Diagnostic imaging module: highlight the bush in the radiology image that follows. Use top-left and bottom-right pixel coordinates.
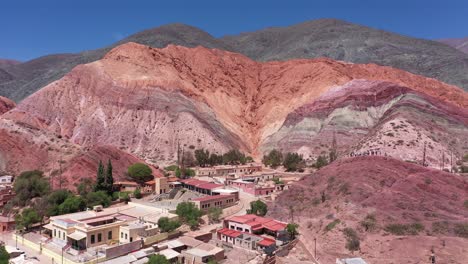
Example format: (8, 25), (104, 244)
(314, 155), (329, 169)
(127, 163), (153, 182)
(286, 223), (299, 239)
(431, 221), (450, 235)
(157, 217), (181, 233)
(208, 207), (223, 223)
(13, 170), (50, 205)
(85, 191), (111, 208)
(164, 165), (178, 171)
(15, 208), (41, 231)
(454, 223), (468, 238)
(134, 189), (142, 199)
(384, 222), (424, 235)
(147, 254), (170, 264)
(343, 227), (360, 252)
(58, 196), (86, 215)
(0, 245), (10, 264)
(460, 165), (468, 173)
(262, 149), (283, 168)
(176, 202), (202, 225)
(247, 200), (268, 216)
(325, 219), (340, 231)
(464, 200), (468, 209)
(360, 214), (377, 232)
(282, 152), (305, 171)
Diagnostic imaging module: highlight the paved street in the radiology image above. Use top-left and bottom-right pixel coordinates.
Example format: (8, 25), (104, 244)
(1, 231), (54, 264)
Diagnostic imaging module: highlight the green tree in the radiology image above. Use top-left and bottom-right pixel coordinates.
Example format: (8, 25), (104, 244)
(94, 160), (105, 192)
(128, 163), (153, 183)
(314, 155), (329, 169)
(0, 245), (10, 264)
(207, 207), (223, 223)
(195, 149), (210, 167)
(46, 189), (73, 216)
(209, 153), (223, 166)
(85, 191), (111, 208)
(286, 223), (299, 239)
(105, 159), (114, 194)
(175, 167), (195, 179)
(247, 200), (268, 216)
(146, 254), (170, 264)
(134, 189), (142, 199)
(76, 178), (94, 197)
(58, 196), (86, 215)
(262, 149), (283, 168)
(223, 149), (246, 165)
(15, 208), (41, 231)
(282, 153), (304, 171)
(13, 170), (50, 206)
(343, 228), (360, 252)
(175, 202), (202, 228)
(157, 217), (181, 233)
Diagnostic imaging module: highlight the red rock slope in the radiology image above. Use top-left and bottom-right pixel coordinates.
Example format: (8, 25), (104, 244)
(270, 156), (468, 263)
(0, 96), (15, 115)
(0, 42), (467, 184)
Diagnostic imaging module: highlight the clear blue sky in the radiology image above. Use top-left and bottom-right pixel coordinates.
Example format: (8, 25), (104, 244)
(2, 0), (468, 61)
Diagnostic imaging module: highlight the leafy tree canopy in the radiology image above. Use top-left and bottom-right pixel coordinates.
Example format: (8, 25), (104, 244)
(176, 202), (202, 224)
(0, 245), (10, 264)
(128, 163), (153, 183)
(13, 170), (50, 205)
(247, 200), (268, 216)
(15, 208), (41, 231)
(85, 191), (111, 208)
(157, 217), (181, 233)
(146, 254), (170, 264)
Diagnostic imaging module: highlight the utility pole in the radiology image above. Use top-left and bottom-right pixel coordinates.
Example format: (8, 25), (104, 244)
(450, 152), (453, 173)
(314, 238), (317, 259)
(58, 153), (63, 189)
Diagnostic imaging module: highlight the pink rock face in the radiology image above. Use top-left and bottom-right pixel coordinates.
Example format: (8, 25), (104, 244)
(0, 96), (15, 115)
(0, 42), (467, 189)
(270, 156), (468, 263)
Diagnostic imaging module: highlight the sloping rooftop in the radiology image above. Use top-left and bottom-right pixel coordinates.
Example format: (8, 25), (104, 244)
(181, 179), (223, 190)
(192, 194), (236, 202)
(226, 214), (287, 232)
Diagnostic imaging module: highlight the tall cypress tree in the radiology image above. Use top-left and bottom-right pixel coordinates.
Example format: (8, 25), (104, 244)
(105, 159), (114, 194)
(95, 160), (105, 192)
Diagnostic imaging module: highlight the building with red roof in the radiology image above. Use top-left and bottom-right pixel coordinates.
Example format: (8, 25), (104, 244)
(180, 178), (223, 195)
(216, 226), (277, 253)
(223, 214), (287, 238)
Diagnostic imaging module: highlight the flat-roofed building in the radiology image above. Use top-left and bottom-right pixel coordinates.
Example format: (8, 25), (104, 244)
(191, 194), (237, 212)
(44, 202), (177, 250)
(223, 214), (287, 239)
(180, 243), (224, 264)
(0, 175), (13, 185)
(227, 179), (275, 196)
(180, 179), (223, 195)
(113, 181), (139, 193)
(195, 163), (262, 177)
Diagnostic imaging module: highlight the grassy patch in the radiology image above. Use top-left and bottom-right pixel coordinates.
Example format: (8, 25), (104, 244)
(384, 222), (425, 235)
(454, 223), (468, 238)
(360, 214), (377, 232)
(431, 221), (450, 235)
(325, 219), (340, 232)
(343, 227), (360, 252)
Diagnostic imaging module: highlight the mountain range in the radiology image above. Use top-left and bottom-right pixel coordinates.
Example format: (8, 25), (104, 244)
(439, 37), (468, 54)
(1, 19), (468, 102)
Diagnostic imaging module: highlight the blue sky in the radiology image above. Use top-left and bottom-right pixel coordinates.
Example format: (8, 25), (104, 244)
(2, 0), (468, 61)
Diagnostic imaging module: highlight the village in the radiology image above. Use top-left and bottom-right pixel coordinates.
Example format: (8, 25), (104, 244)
(0, 154), (314, 264)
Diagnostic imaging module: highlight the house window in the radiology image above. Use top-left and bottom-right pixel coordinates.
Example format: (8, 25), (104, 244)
(108, 231), (112, 240)
(63, 232), (65, 240)
(130, 237), (133, 242)
(54, 229), (56, 237)
(121, 232), (123, 238)
(91, 235), (95, 244)
(98, 233), (102, 242)
(125, 233), (128, 240)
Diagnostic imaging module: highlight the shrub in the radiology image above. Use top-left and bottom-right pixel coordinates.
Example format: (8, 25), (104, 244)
(314, 155), (329, 169)
(127, 163), (153, 183)
(0, 245), (10, 263)
(262, 149), (283, 168)
(176, 202), (202, 226)
(147, 254), (170, 264)
(134, 189), (142, 199)
(85, 191), (111, 208)
(325, 219), (340, 231)
(431, 221), (450, 235)
(464, 200), (468, 209)
(282, 152), (305, 171)
(384, 222), (424, 235)
(157, 217), (181, 233)
(286, 223), (299, 239)
(207, 207), (223, 223)
(454, 223), (468, 238)
(15, 208), (41, 231)
(247, 200), (268, 216)
(460, 165), (468, 173)
(13, 170), (50, 205)
(343, 227), (360, 252)
(360, 214), (377, 232)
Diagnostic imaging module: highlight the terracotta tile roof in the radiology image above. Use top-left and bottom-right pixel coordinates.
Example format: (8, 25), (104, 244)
(226, 214), (287, 232)
(258, 237), (276, 247)
(181, 179), (223, 190)
(145, 180), (155, 185)
(217, 228), (241, 238)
